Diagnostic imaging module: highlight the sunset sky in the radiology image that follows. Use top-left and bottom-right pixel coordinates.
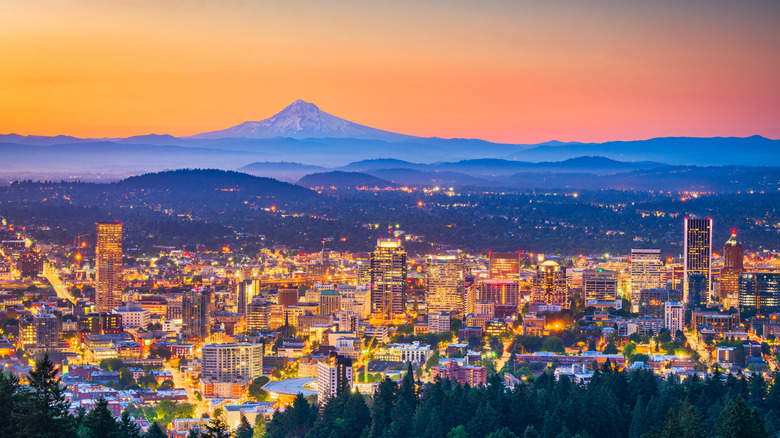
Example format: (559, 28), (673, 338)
(2, 0), (779, 143)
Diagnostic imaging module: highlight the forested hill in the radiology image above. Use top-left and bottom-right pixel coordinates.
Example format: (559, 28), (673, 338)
(116, 169), (315, 199)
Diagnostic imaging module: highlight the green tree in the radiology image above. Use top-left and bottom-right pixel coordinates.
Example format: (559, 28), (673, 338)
(252, 415), (266, 438)
(18, 353), (76, 438)
(540, 337), (564, 353)
(0, 371), (22, 437)
(100, 358), (125, 372)
(234, 415), (253, 438)
(447, 425), (468, 438)
(144, 422), (168, 438)
(80, 397), (120, 438)
(204, 417), (230, 438)
(118, 411), (143, 438)
(247, 376), (270, 401)
(717, 396), (767, 438)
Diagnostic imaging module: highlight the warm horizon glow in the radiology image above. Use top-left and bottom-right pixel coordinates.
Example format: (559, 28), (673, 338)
(1, 0), (779, 144)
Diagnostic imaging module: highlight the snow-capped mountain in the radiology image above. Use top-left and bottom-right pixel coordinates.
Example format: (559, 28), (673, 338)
(191, 99), (414, 141)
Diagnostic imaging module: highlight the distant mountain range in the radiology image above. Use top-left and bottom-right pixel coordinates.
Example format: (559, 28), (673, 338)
(1, 99), (779, 183)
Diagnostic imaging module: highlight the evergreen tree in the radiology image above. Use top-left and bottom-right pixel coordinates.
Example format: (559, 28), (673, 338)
(487, 427), (518, 438)
(522, 426), (540, 438)
(118, 411), (142, 438)
(446, 425), (468, 438)
(186, 429), (201, 438)
(717, 396), (767, 438)
(467, 401), (499, 438)
(368, 378), (397, 438)
(18, 353), (76, 438)
(0, 371), (21, 437)
(628, 396), (647, 438)
(234, 415), (253, 438)
(203, 417), (231, 438)
(252, 415), (266, 438)
(676, 400), (704, 438)
(80, 397), (120, 438)
(144, 422), (168, 438)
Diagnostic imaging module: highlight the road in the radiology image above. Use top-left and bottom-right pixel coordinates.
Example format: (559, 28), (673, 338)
(165, 362), (210, 419)
(43, 262), (76, 302)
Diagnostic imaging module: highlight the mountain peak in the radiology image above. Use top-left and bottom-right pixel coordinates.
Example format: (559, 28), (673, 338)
(190, 100), (414, 141)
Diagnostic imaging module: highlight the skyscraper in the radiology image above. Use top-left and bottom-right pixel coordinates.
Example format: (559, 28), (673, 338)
(426, 254), (465, 313)
(237, 279), (260, 314)
(95, 222), (123, 313)
(629, 249), (664, 312)
(182, 287), (214, 343)
(531, 260), (569, 308)
(684, 217), (713, 305)
(738, 273), (780, 311)
(720, 231), (744, 309)
(370, 238), (407, 316)
(488, 252), (520, 280)
(319, 290), (341, 316)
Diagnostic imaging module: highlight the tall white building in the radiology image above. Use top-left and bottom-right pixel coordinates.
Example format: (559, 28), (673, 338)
(664, 301), (685, 334)
(202, 343), (264, 382)
(317, 355), (353, 402)
(630, 249), (664, 312)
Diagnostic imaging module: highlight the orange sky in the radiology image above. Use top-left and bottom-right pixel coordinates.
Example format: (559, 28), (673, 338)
(2, 0), (779, 143)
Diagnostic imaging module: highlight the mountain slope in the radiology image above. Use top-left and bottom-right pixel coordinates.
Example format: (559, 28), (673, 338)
(191, 99), (415, 141)
(298, 171), (396, 189)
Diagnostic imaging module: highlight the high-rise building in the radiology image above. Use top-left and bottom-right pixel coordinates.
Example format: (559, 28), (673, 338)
(739, 273), (780, 311)
(319, 290), (341, 316)
(583, 269), (618, 302)
(19, 313), (58, 349)
(18, 251), (43, 278)
(182, 288), (214, 343)
(488, 252), (521, 280)
(426, 255), (465, 313)
(664, 301), (685, 334)
(95, 222), (123, 313)
(201, 343), (264, 382)
(278, 288), (299, 308)
(720, 231), (744, 309)
(687, 273), (708, 310)
(531, 261), (568, 308)
(237, 279), (260, 314)
(630, 249), (664, 312)
(316, 354), (353, 402)
(370, 238), (407, 316)
(684, 217), (712, 305)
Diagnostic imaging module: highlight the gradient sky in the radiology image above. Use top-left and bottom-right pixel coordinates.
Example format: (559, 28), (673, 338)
(2, 0), (779, 143)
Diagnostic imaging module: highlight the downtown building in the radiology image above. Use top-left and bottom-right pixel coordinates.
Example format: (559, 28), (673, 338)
(370, 238), (407, 316)
(629, 249), (664, 313)
(181, 288), (214, 343)
(684, 217), (713, 306)
(95, 222), (123, 313)
(201, 342), (264, 382)
(531, 260), (569, 309)
(720, 232), (744, 310)
(488, 252), (522, 280)
(316, 354), (353, 402)
(425, 254), (465, 314)
(738, 273), (780, 311)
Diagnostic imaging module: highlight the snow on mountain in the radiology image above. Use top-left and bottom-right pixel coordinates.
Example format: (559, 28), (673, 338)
(191, 99), (414, 141)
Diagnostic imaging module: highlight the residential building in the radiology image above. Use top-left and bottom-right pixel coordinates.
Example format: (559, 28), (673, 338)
(201, 343), (264, 382)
